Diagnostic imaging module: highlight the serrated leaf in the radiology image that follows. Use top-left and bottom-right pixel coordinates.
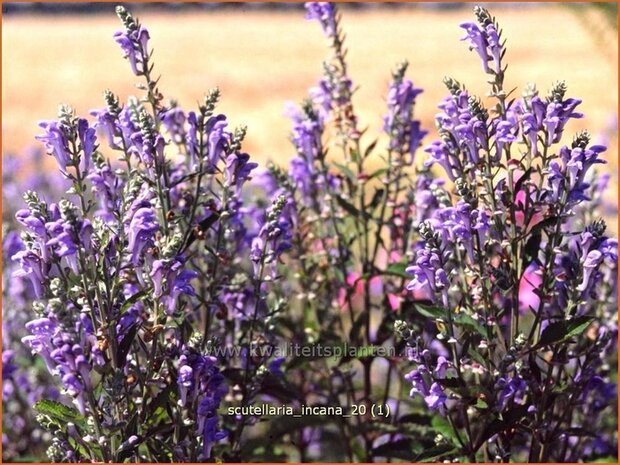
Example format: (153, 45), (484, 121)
(414, 303), (447, 320)
(513, 167), (533, 195)
(454, 313), (487, 337)
(475, 398), (489, 409)
(536, 316), (593, 348)
(523, 232), (542, 269)
(468, 347), (488, 367)
(530, 215), (560, 235)
(34, 400), (84, 427)
(240, 414), (327, 457)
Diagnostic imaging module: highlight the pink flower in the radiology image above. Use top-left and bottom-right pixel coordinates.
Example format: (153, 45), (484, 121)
(512, 170), (545, 230)
(337, 272), (384, 310)
(518, 263), (543, 314)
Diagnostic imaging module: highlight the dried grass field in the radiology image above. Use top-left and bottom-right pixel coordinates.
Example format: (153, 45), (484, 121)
(2, 5), (618, 199)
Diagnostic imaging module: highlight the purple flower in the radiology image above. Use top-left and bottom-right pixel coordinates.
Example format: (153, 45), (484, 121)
(186, 111), (200, 169)
(177, 348), (227, 459)
(2, 351), (18, 382)
(77, 118), (97, 173)
(113, 25), (150, 76)
(305, 2), (337, 38)
(384, 77), (427, 160)
(496, 376), (527, 412)
(485, 22), (502, 73)
(87, 162), (124, 221)
(35, 121), (71, 171)
(150, 258), (198, 315)
(224, 152), (258, 192)
(161, 107), (187, 144)
(425, 382), (448, 414)
(12, 250), (47, 298)
(127, 207), (159, 265)
(289, 156), (314, 206)
(460, 15), (502, 75)
(287, 103), (324, 164)
(544, 98), (583, 144)
(268, 357), (286, 377)
(21, 315), (96, 415)
(460, 22), (490, 73)
(91, 107), (121, 149)
(405, 365), (430, 397)
(206, 115), (229, 167)
(434, 356), (456, 379)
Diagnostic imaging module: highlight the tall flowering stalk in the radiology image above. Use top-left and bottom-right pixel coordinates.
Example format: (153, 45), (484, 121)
(7, 6), (284, 462)
(258, 2), (430, 461)
(399, 6), (617, 462)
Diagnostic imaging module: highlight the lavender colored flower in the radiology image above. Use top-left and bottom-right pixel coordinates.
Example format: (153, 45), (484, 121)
(305, 2), (337, 38)
(150, 257), (198, 315)
(114, 6), (150, 76)
(460, 22), (491, 73)
(127, 207), (159, 265)
(35, 121), (71, 171)
(161, 106), (187, 144)
(77, 117), (97, 173)
(384, 68), (427, 160)
(225, 152), (258, 192)
(177, 347), (227, 459)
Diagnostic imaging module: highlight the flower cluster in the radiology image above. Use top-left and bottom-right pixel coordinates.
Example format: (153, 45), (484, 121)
(400, 6), (617, 463)
(5, 6), (286, 462)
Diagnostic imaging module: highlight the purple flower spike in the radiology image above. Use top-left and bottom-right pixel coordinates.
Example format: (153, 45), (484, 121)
(424, 382), (448, 415)
(460, 22), (490, 73)
(305, 2), (337, 38)
(36, 121), (71, 171)
(77, 118), (97, 173)
(127, 207), (159, 265)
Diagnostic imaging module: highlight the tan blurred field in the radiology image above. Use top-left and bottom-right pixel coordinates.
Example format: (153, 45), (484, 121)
(2, 5), (618, 187)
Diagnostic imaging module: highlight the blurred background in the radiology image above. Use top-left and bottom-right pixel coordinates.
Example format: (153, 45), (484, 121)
(2, 2), (618, 204)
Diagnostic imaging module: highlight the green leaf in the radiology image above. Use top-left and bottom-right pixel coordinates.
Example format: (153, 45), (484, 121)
(117, 324), (139, 367)
(468, 347), (488, 367)
(368, 167), (388, 181)
(454, 313), (487, 337)
(475, 398), (489, 409)
(335, 196), (370, 220)
(474, 405), (529, 451)
(240, 414), (327, 457)
(120, 289), (148, 314)
(536, 316), (593, 348)
(368, 188), (385, 211)
(384, 262), (411, 279)
(372, 438), (417, 460)
(363, 139), (379, 158)
(431, 416), (458, 444)
(529, 215), (560, 235)
(414, 444), (458, 462)
(414, 303), (447, 320)
(333, 162), (357, 183)
(34, 400), (84, 427)
(523, 232), (542, 269)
